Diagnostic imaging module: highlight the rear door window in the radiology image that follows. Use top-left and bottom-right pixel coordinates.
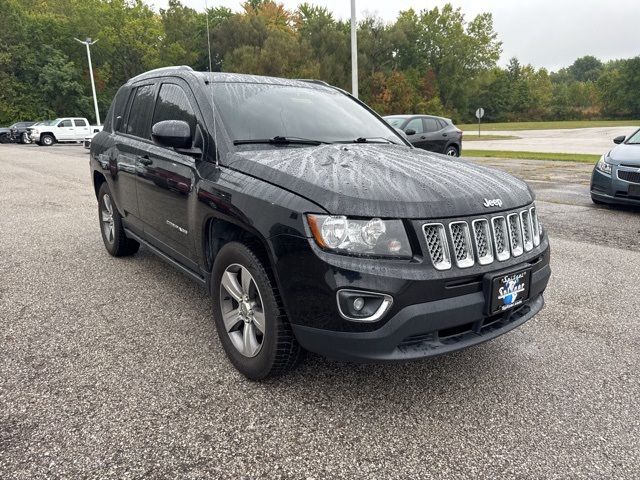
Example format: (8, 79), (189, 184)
(74, 119), (87, 127)
(125, 84), (156, 139)
(424, 118), (441, 132)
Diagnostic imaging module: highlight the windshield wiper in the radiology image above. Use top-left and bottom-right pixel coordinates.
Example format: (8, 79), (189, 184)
(336, 137), (400, 145)
(233, 136), (330, 146)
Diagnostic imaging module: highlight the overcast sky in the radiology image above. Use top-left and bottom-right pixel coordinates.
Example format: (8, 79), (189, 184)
(147, 0), (640, 71)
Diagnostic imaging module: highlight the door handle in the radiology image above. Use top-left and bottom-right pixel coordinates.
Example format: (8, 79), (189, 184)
(420, 136), (426, 139)
(442, 133), (448, 137)
(139, 155), (153, 166)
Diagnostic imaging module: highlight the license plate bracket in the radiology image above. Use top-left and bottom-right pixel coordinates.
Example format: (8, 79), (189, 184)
(484, 267), (532, 315)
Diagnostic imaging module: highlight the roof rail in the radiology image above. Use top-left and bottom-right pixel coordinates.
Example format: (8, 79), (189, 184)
(129, 65), (194, 83)
(296, 79), (331, 87)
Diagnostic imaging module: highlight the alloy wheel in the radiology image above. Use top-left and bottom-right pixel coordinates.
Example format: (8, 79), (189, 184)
(101, 194), (115, 244)
(22, 133), (31, 144)
(219, 264), (266, 358)
(446, 147), (457, 156)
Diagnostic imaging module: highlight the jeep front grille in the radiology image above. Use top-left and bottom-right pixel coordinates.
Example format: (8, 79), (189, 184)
(423, 223), (451, 270)
(422, 206), (541, 270)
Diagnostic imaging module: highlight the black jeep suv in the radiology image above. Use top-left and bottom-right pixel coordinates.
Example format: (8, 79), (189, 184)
(90, 66), (551, 379)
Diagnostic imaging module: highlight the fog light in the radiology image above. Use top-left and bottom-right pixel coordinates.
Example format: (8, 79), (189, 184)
(337, 289), (393, 322)
(353, 297), (365, 311)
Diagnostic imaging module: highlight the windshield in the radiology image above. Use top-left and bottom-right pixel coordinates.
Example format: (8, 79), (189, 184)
(626, 129), (640, 144)
(212, 82), (402, 145)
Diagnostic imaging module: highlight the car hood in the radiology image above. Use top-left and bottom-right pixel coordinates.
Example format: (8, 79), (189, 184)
(225, 144), (533, 218)
(608, 143), (640, 165)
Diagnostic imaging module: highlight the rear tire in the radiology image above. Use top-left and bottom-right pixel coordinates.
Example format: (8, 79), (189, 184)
(41, 134), (55, 146)
(212, 242), (303, 380)
(445, 145), (459, 157)
(97, 183), (139, 257)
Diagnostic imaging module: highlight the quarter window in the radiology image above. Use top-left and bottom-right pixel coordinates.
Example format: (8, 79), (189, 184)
(424, 118), (440, 132)
(125, 84), (156, 138)
(151, 83), (197, 137)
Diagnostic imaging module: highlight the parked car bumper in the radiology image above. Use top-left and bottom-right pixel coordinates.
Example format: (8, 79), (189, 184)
(591, 167), (640, 206)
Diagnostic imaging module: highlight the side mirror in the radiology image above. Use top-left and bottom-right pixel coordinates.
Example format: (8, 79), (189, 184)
(152, 120), (192, 149)
(394, 127), (409, 141)
(613, 135), (625, 144)
(114, 115), (122, 131)
(405, 128), (416, 136)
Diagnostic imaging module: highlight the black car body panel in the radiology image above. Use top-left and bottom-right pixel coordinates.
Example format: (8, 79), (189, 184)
(591, 128), (640, 206)
(90, 67), (550, 363)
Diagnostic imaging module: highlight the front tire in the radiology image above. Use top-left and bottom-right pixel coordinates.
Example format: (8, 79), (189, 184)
(212, 242), (302, 380)
(41, 134), (55, 146)
(21, 132), (32, 144)
(97, 183), (139, 257)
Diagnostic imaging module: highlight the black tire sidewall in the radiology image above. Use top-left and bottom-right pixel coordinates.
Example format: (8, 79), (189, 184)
(211, 243), (281, 380)
(98, 182), (122, 256)
(42, 135), (54, 146)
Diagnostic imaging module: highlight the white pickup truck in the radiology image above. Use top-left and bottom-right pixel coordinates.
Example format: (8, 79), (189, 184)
(30, 117), (96, 146)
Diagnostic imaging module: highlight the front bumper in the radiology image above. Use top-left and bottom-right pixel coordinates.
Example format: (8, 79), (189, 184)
(591, 166), (640, 206)
(292, 266), (549, 362)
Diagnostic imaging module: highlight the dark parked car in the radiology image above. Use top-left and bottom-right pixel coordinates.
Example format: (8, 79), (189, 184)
(384, 114), (463, 156)
(10, 121), (36, 144)
(91, 66), (550, 379)
(591, 129), (640, 206)
(0, 122), (35, 143)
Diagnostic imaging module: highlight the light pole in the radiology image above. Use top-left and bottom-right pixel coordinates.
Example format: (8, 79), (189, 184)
(74, 37), (101, 126)
(350, 0), (358, 98)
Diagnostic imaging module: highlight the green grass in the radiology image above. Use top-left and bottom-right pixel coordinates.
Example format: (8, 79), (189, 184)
(463, 134), (520, 141)
(459, 119), (640, 132)
(462, 149), (599, 163)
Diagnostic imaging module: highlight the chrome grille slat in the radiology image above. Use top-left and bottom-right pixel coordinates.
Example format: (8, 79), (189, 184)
(491, 216), (511, 261)
(507, 213), (524, 257)
(423, 223), (451, 270)
(520, 210), (534, 252)
(449, 221), (474, 268)
(530, 207), (540, 247)
(472, 219), (493, 265)
(422, 206), (540, 269)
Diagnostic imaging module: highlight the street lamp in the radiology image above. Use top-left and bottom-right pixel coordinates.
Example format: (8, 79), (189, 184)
(350, 0), (358, 98)
(74, 37), (101, 126)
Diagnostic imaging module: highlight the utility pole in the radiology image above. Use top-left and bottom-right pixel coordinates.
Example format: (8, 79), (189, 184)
(74, 37), (101, 125)
(350, 0), (358, 98)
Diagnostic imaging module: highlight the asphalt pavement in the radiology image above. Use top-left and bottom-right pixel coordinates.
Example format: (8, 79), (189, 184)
(466, 126), (638, 155)
(1, 143), (639, 479)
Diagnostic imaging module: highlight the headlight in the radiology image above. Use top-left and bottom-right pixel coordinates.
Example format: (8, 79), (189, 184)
(596, 155), (612, 174)
(31, 129), (39, 134)
(307, 214), (412, 258)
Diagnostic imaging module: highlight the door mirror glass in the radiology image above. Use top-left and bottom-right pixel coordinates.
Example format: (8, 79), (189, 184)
(613, 135), (626, 144)
(404, 128), (416, 136)
(151, 120), (192, 149)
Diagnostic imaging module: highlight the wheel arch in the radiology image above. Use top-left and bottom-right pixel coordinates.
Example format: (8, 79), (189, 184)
(93, 170), (107, 199)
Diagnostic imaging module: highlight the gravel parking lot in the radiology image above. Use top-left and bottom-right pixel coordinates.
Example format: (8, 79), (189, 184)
(1, 144), (639, 479)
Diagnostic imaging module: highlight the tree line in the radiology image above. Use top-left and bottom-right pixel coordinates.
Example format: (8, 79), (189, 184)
(1, 0), (638, 125)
